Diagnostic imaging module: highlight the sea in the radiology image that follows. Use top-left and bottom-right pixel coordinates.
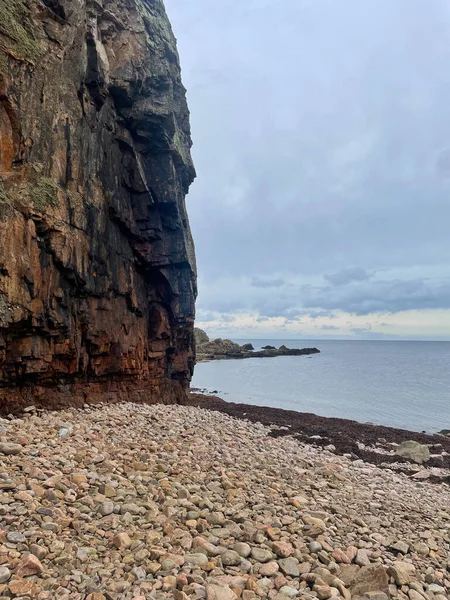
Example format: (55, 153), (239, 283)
(191, 339), (450, 434)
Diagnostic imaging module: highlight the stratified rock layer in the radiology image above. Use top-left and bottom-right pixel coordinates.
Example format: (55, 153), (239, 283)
(0, 0), (197, 409)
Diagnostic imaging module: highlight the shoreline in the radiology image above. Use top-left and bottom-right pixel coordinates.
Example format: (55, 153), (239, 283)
(186, 392), (450, 480)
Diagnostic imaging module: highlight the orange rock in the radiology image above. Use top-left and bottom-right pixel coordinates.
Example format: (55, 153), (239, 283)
(15, 554), (43, 577)
(8, 578), (38, 597)
(112, 532), (131, 549)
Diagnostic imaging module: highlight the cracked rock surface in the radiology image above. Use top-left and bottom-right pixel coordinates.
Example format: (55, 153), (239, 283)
(0, 0), (196, 409)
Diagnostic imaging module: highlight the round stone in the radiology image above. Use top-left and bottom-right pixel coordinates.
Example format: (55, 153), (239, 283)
(0, 566), (11, 584)
(309, 541), (322, 554)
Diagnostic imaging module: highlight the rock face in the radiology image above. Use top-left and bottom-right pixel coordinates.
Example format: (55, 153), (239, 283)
(194, 327), (209, 347)
(0, 0), (197, 409)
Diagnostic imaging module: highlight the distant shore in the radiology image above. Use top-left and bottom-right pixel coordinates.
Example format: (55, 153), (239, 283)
(186, 392), (450, 481)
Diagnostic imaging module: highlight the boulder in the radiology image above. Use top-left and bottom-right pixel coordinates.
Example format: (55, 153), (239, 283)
(241, 343), (254, 351)
(395, 441), (430, 463)
(348, 564), (389, 596)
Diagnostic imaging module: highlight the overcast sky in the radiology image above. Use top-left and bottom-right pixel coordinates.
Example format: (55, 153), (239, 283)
(165, 0), (450, 340)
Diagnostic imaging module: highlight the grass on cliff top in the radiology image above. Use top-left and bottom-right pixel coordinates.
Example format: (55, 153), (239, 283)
(0, 0), (41, 63)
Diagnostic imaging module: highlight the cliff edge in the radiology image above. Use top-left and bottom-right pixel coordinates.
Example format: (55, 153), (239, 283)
(0, 0), (197, 409)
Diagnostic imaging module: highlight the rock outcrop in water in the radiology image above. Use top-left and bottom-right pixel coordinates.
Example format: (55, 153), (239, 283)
(194, 330), (320, 362)
(0, 0), (196, 409)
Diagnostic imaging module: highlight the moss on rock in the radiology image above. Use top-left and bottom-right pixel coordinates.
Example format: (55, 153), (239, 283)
(0, 0), (41, 63)
(29, 177), (60, 212)
(0, 179), (13, 221)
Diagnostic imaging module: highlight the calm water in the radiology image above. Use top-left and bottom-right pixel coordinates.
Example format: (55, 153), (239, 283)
(192, 340), (450, 433)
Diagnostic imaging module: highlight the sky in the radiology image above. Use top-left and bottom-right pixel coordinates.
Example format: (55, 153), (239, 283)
(165, 0), (450, 340)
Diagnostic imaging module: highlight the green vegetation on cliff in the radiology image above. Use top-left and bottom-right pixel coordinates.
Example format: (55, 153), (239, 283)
(0, 0), (41, 63)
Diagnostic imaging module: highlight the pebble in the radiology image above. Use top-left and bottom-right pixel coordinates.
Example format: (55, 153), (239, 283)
(0, 566), (11, 583)
(0, 402), (448, 600)
(6, 531), (26, 543)
(0, 442), (22, 455)
(308, 541), (322, 554)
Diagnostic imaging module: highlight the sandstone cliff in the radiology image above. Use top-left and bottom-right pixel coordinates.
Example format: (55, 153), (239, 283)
(0, 0), (197, 409)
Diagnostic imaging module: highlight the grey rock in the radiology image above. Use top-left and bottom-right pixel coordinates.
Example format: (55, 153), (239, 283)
(6, 531), (26, 543)
(395, 441), (430, 464)
(221, 550), (242, 566)
(0, 566), (11, 584)
(278, 557), (300, 577)
(250, 547), (274, 563)
(309, 541), (323, 554)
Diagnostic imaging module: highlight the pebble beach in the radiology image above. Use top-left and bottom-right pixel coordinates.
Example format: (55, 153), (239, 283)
(0, 402), (449, 600)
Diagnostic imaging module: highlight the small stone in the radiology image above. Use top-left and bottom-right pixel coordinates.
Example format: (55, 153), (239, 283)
(8, 579), (38, 597)
(6, 531), (26, 543)
(147, 562), (161, 575)
(131, 566), (146, 580)
(314, 584), (333, 600)
(221, 550), (242, 566)
(259, 561), (279, 576)
(309, 541), (322, 554)
(30, 544), (47, 560)
(0, 567), (11, 584)
(251, 547), (274, 563)
(387, 561), (416, 586)
(407, 592), (424, 600)
(112, 532), (131, 549)
(0, 442), (22, 455)
(58, 427), (70, 439)
(99, 501), (114, 516)
(413, 542), (429, 556)
(273, 541), (294, 557)
(332, 549), (351, 564)
(390, 541), (409, 555)
(86, 594), (107, 600)
(278, 557), (300, 577)
(206, 583), (238, 600)
(279, 586), (299, 598)
(184, 553), (209, 567)
(233, 542), (251, 558)
(355, 549), (371, 566)
(16, 554), (44, 577)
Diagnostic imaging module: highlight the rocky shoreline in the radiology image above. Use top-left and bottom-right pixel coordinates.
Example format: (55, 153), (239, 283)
(0, 401), (449, 600)
(187, 393), (450, 481)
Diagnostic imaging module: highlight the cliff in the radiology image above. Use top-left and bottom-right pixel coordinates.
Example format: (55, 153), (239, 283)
(0, 0), (197, 409)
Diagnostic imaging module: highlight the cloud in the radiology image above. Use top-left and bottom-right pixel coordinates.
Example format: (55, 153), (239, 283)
(251, 276), (285, 288)
(165, 0), (450, 338)
(324, 267), (371, 286)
